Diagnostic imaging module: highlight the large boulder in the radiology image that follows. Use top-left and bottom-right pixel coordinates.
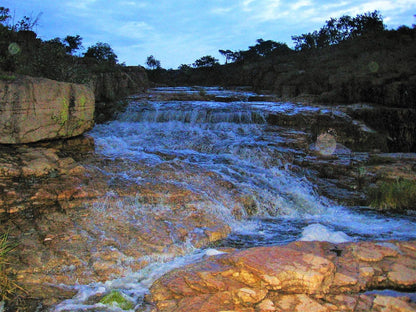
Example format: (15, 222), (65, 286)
(0, 75), (94, 144)
(148, 240), (416, 312)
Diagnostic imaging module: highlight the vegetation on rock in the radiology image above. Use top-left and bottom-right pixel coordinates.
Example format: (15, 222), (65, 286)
(0, 6), (144, 85)
(368, 179), (416, 210)
(147, 11), (415, 111)
(0, 6), (149, 124)
(0, 232), (22, 303)
(99, 290), (135, 310)
(146, 11), (415, 152)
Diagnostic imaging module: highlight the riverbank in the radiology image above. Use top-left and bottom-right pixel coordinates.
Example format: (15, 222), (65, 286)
(1, 87), (415, 311)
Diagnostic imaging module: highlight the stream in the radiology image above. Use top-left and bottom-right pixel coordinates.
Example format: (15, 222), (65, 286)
(54, 86), (416, 311)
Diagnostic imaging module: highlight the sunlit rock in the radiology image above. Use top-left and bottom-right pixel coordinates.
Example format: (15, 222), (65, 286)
(0, 75), (95, 144)
(148, 240), (416, 311)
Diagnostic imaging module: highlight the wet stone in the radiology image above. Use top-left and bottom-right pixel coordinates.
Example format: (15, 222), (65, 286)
(1, 87), (416, 311)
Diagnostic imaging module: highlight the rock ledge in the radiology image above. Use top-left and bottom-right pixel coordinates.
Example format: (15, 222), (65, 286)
(0, 75), (94, 144)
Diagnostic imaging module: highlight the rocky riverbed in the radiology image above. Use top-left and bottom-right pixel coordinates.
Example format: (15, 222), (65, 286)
(1, 86), (415, 311)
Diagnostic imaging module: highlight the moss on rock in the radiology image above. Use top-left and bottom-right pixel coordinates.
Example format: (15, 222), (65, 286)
(99, 290), (135, 310)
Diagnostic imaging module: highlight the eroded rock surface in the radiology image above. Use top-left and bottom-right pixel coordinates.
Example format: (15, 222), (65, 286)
(0, 75), (95, 144)
(1, 87), (415, 311)
(148, 240), (416, 312)
(0, 136), (232, 307)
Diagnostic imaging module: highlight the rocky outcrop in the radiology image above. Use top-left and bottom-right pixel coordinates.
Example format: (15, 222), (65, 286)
(148, 240), (416, 312)
(347, 106), (416, 152)
(0, 75), (95, 144)
(91, 66), (149, 123)
(0, 137), (231, 308)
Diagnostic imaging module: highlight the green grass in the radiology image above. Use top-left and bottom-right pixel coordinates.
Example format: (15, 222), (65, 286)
(368, 179), (416, 210)
(0, 232), (22, 302)
(0, 74), (16, 81)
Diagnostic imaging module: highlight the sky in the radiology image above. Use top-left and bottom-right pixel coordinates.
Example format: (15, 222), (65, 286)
(3, 0), (416, 69)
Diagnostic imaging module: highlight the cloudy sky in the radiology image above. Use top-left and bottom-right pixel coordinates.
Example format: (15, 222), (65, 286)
(3, 0), (416, 68)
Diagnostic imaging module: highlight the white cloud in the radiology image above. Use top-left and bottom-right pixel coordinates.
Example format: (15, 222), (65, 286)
(118, 21), (153, 39)
(119, 1), (147, 7)
(66, 0), (96, 10)
(211, 7), (233, 15)
(290, 0), (313, 11)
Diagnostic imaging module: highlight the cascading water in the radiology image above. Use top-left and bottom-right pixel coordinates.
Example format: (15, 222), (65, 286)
(54, 86), (416, 311)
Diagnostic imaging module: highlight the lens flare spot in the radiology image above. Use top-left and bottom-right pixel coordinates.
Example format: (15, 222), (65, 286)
(315, 132), (336, 156)
(368, 61), (379, 73)
(8, 42), (21, 55)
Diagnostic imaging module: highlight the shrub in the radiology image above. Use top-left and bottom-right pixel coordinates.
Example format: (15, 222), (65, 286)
(368, 179), (416, 210)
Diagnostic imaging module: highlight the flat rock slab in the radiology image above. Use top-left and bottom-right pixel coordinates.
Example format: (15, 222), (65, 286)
(148, 240), (416, 311)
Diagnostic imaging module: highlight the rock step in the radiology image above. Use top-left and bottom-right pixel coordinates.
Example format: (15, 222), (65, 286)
(148, 240), (416, 312)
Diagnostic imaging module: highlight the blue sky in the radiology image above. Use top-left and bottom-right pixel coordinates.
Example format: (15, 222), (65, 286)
(3, 0), (416, 68)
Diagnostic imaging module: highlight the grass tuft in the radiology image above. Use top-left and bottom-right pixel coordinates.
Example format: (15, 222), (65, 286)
(368, 179), (416, 210)
(0, 232), (24, 303)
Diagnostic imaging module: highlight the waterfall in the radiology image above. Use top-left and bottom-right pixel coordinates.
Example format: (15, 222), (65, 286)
(54, 86), (416, 311)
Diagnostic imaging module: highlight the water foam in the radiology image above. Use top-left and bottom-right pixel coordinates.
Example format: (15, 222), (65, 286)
(90, 88), (416, 242)
(54, 86), (416, 311)
(53, 248), (226, 311)
(300, 223), (352, 243)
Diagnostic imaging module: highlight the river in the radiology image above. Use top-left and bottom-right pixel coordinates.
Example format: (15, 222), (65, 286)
(54, 86), (416, 311)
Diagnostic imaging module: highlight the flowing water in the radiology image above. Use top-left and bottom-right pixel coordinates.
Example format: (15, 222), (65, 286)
(54, 86), (416, 311)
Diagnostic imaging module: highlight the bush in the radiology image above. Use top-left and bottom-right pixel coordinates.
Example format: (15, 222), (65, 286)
(368, 179), (416, 210)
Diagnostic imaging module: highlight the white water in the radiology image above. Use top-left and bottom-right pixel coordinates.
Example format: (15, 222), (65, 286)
(54, 86), (416, 311)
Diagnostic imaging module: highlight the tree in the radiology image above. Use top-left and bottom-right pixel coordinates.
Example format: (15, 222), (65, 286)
(0, 7), (10, 25)
(249, 39), (282, 57)
(292, 11), (385, 51)
(219, 49), (242, 63)
(63, 35), (83, 55)
(351, 11), (385, 37)
(146, 55), (161, 69)
(193, 55), (219, 68)
(178, 64), (192, 70)
(84, 42), (118, 63)
(15, 13), (42, 31)
(219, 49), (234, 64)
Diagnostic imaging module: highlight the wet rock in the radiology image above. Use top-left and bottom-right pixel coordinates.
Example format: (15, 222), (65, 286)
(372, 295), (416, 312)
(91, 67), (149, 123)
(0, 136), (237, 308)
(0, 75), (95, 144)
(266, 106), (388, 152)
(148, 240), (416, 312)
(0, 136), (97, 216)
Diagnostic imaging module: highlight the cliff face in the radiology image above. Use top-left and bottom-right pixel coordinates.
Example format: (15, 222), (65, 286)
(0, 67), (148, 145)
(91, 66), (149, 123)
(0, 75), (95, 144)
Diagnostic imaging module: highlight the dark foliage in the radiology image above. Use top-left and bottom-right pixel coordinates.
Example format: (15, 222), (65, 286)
(84, 42), (118, 64)
(193, 55), (219, 68)
(292, 11), (385, 50)
(0, 9), (122, 83)
(146, 55), (161, 69)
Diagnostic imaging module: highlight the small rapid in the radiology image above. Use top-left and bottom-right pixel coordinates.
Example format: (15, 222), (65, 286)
(91, 87), (416, 242)
(54, 86), (416, 311)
